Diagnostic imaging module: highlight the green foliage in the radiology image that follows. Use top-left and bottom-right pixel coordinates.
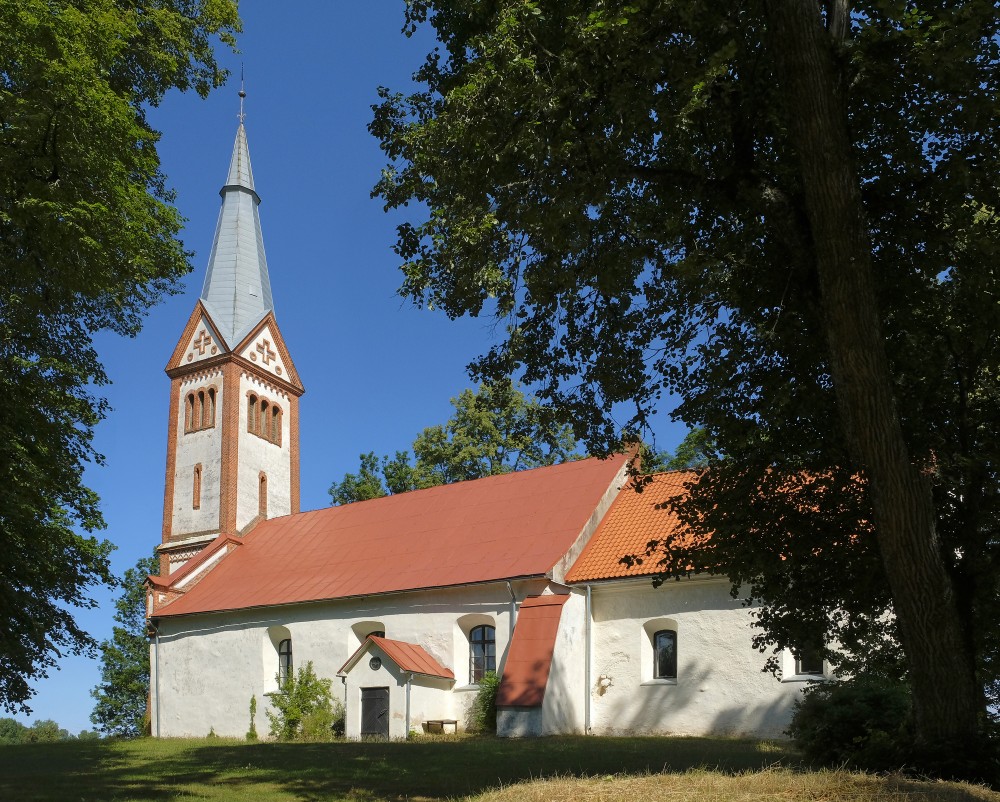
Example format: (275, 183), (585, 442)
(265, 662), (341, 742)
(330, 379), (578, 504)
(0, 0), (239, 713)
(788, 677), (912, 770)
(0, 718), (74, 744)
(90, 553), (159, 737)
(372, 0), (1000, 751)
(468, 671), (499, 733)
(641, 428), (716, 474)
(246, 695), (258, 742)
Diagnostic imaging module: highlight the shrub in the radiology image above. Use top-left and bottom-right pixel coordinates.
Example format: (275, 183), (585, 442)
(469, 671), (500, 733)
(246, 695), (258, 742)
(787, 676), (911, 770)
(265, 661), (339, 741)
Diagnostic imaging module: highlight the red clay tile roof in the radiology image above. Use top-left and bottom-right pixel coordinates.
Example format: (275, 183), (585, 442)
(154, 454), (628, 617)
(565, 471), (699, 583)
(495, 594), (569, 707)
(339, 636), (454, 680)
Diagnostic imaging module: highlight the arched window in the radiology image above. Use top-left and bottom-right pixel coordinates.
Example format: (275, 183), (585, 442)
(469, 625), (496, 684)
(259, 399), (269, 438)
(197, 390), (206, 429)
(247, 394), (258, 433)
(271, 406), (282, 445)
(654, 629), (677, 680)
(206, 387), (216, 427)
(184, 393), (195, 432)
(259, 472), (268, 518)
(277, 638), (292, 686)
(193, 464), (202, 510)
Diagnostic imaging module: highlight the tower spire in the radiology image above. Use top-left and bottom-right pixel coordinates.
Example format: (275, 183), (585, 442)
(199, 81), (273, 348)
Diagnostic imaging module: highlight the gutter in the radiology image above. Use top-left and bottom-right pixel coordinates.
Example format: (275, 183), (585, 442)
(151, 622), (161, 738)
(405, 673), (413, 738)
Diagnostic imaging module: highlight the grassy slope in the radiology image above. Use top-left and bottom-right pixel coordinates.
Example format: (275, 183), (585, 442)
(0, 736), (995, 802)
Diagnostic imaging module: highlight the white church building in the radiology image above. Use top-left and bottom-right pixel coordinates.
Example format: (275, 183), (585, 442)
(147, 121), (825, 740)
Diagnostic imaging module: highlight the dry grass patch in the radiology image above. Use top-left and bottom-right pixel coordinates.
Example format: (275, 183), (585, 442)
(472, 768), (1000, 802)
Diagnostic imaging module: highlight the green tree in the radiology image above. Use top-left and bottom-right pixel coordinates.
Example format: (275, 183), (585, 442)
(265, 661), (342, 742)
(0, 1), (239, 712)
(330, 380), (579, 504)
(90, 554), (159, 737)
(0, 718), (28, 745)
(371, 0), (999, 769)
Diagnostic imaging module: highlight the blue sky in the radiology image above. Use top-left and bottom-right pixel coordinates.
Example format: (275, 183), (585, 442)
(20, 3), (685, 734)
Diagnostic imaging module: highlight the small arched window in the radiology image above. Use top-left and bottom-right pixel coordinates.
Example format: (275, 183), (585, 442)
(654, 630), (677, 680)
(247, 394), (258, 433)
(184, 393), (195, 433)
(193, 464), (202, 510)
(206, 387), (216, 428)
(277, 638), (292, 686)
(469, 625), (496, 684)
(259, 472), (268, 518)
(271, 406), (282, 445)
(259, 399), (269, 438)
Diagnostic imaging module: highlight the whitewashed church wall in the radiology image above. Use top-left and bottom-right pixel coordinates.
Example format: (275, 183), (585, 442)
(151, 581), (533, 738)
(171, 375), (224, 538)
(587, 578), (804, 738)
(537, 590), (586, 734)
(236, 373), (291, 529)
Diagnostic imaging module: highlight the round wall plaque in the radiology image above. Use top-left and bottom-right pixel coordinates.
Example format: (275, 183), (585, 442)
(369, 656), (382, 671)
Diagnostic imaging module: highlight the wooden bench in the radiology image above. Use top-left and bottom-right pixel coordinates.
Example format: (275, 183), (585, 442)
(423, 719), (458, 734)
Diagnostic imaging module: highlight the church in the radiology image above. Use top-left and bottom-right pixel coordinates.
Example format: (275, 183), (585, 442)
(146, 120), (824, 740)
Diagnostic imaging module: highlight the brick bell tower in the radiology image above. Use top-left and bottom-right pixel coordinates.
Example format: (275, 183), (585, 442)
(159, 113), (304, 576)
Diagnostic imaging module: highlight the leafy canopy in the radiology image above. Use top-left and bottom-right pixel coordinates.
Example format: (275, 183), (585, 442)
(0, 0), (239, 712)
(90, 554), (159, 738)
(330, 379), (578, 504)
(371, 0), (999, 720)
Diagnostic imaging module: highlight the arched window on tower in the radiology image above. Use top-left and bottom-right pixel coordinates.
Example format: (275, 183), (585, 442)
(185, 393), (195, 433)
(259, 472), (268, 518)
(197, 390), (206, 429)
(193, 464), (202, 510)
(271, 406), (282, 445)
(206, 387), (216, 428)
(259, 399), (269, 438)
(248, 393), (258, 434)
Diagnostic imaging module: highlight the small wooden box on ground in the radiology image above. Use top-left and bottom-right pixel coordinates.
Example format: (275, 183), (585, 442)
(423, 719), (458, 734)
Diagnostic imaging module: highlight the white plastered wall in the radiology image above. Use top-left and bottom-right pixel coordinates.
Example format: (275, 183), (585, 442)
(586, 577), (806, 737)
(150, 581), (538, 738)
(236, 372), (291, 529)
(171, 370), (224, 539)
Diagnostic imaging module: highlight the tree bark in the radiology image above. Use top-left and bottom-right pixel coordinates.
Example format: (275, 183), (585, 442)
(763, 0), (981, 746)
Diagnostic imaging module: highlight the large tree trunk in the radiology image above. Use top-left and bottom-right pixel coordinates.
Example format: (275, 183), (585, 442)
(763, 0), (981, 747)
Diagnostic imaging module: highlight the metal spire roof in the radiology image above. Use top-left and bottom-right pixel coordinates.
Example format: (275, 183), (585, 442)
(199, 122), (274, 348)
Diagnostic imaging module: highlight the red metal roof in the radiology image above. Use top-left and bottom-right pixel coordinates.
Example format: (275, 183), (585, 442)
(155, 455), (628, 617)
(565, 471), (701, 583)
(339, 636), (454, 680)
(495, 594), (569, 707)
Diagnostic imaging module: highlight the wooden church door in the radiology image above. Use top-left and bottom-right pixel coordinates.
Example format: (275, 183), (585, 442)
(360, 687), (389, 739)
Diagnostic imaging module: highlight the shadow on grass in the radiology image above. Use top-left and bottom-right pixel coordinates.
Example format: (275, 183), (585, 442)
(1, 735), (797, 802)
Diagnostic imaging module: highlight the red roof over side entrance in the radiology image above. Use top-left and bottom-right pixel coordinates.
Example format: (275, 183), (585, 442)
(496, 594), (570, 708)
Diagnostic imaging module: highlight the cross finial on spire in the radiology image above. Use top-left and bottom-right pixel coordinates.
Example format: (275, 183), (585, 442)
(238, 64), (246, 124)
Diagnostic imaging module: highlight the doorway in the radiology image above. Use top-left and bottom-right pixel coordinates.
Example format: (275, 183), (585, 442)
(360, 686), (389, 739)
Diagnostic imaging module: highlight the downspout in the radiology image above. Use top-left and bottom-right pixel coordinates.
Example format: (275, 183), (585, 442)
(505, 580), (517, 642)
(152, 621), (161, 738)
(584, 585), (592, 735)
(405, 673), (413, 738)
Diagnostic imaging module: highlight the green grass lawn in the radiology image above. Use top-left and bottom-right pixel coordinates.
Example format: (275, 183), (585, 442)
(0, 735), (994, 802)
